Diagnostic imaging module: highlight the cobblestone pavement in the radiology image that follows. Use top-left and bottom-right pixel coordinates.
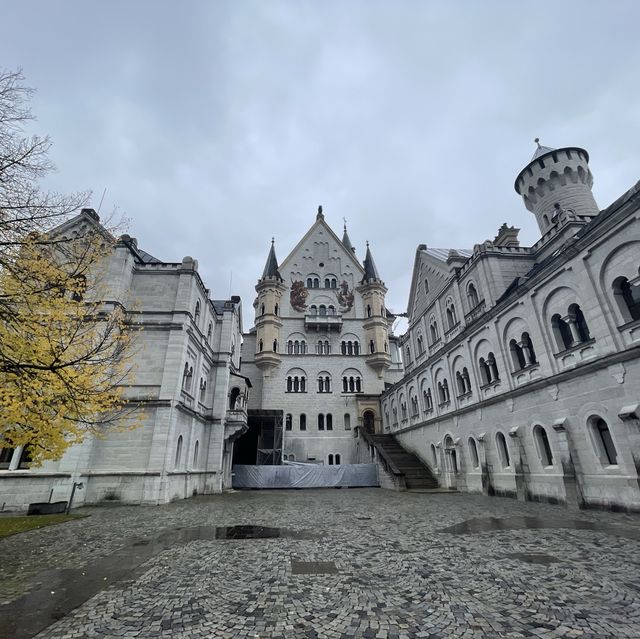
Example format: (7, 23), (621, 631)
(2, 489), (640, 638)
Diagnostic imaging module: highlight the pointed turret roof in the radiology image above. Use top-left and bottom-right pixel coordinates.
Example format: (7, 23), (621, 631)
(342, 220), (354, 253)
(261, 239), (283, 281)
(531, 137), (555, 161)
(361, 242), (381, 283)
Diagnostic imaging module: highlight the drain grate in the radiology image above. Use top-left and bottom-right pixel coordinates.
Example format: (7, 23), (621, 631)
(291, 560), (339, 575)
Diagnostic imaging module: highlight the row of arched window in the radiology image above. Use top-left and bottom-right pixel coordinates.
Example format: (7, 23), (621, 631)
(284, 413), (352, 431)
(308, 304), (337, 316)
(286, 376), (306, 393)
(174, 435), (199, 469)
(287, 340), (307, 354)
(284, 339), (361, 355)
(429, 417), (618, 475)
(306, 277), (338, 289)
(181, 363), (208, 403)
(342, 376), (362, 393)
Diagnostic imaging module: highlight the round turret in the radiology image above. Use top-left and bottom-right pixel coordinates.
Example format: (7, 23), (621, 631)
(514, 140), (599, 234)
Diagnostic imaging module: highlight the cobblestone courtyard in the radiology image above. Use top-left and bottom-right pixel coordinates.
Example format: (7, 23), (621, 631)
(2, 489), (640, 639)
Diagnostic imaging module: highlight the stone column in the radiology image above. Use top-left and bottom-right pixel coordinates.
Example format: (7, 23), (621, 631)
(565, 316), (581, 343)
(519, 341), (532, 366)
(9, 446), (23, 471)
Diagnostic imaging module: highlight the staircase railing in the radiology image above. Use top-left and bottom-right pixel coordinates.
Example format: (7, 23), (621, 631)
(356, 428), (406, 487)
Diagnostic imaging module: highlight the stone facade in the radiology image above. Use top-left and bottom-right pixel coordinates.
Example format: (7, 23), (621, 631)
(240, 209), (401, 465)
(0, 210), (247, 509)
(381, 143), (640, 511)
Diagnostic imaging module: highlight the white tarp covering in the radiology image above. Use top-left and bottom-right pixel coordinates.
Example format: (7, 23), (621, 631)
(232, 464), (379, 489)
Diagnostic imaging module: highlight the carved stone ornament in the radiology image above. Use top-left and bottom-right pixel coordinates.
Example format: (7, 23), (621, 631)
(290, 280), (309, 312)
(609, 363), (626, 384)
(337, 280), (354, 311)
(547, 383), (559, 401)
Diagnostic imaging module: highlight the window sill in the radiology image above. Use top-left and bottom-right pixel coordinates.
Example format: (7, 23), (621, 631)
(511, 363), (539, 376)
(553, 338), (596, 358)
(479, 380), (501, 390)
(285, 391), (308, 394)
(456, 391), (473, 400)
(617, 318), (640, 331)
(438, 401), (451, 408)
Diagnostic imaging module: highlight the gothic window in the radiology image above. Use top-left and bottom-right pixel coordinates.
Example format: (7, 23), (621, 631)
(344, 413), (351, 430)
(590, 417), (618, 465)
(285, 414), (292, 431)
(300, 414), (307, 431)
(175, 435), (183, 468)
(193, 441), (199, 467)
(467, 283), (479, 308)
(468, 438), (479, 468)
(318, 414), (325, 430)
(534, 425), (553, 466)
(369, 340), (375, 354)
(613, 275), (640, 322)
(326, 414), (333, 430)
(272, 339), (278, 352)
(496, 432), (510, 468)
(259, 339), (263, 352)
(207, 322), (213, 341)
(182, 363), (193, 392)
(446, 302), (457, 330)
(199, 378), (206, 403)
(274, 303), (279, 316)
(195, 300), (201, 322)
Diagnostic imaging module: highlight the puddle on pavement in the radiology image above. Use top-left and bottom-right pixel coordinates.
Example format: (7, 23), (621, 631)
(438, 515), (640, 540)
(0, 524), (318, 639)
(502, 552), (562, 565)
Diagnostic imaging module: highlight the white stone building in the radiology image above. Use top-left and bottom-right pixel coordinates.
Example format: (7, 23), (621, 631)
(0, 209), (248, 509)
(381, 141), (640, 511)
(238, 208), (403, 467)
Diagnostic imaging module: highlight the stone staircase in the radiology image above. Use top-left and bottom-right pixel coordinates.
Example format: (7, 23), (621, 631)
(367, 434), (439, 490)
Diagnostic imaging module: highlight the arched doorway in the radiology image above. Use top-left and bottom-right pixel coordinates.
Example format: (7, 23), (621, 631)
(363, 410), (375, 434)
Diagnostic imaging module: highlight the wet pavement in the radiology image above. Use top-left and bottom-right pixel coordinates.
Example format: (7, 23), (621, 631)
(1, 489), (640, 638)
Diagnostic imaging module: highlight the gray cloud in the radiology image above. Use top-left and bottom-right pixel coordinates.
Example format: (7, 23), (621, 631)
(2, 0), (639, 328)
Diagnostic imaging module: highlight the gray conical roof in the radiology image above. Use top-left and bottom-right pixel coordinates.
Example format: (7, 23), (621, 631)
(361, 243), (381, 283)
(531, 138), (555, 161)
(261, 240), (282, 281)
(342, 225), (354, 253)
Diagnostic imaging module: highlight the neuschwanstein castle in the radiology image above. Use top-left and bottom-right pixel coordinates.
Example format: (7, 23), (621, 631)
(1, 140), (639, 512)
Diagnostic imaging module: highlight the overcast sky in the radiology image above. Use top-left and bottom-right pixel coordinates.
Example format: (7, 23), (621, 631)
(2, 1), (639, 331)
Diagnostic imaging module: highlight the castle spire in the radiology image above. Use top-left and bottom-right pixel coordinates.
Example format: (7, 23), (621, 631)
(261, 238), (283, 281)
(361, 241), (381, 283)
(342, 217), (355, 254)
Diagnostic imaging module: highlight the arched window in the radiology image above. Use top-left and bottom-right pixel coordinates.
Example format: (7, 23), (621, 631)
(367, 304), (372, 317)
(175, 435), (183, 468)
(300, 414), (307, 431)
(349, 376), (355, 392)
(488, 352), (499, 381)
(496, 432), (510, 468)
(590, 417), (618, 465)
(328, 305), (335, 315)
(331, 278), (337, 289)
(456, 371), (465, 396)
(342, 376), (348, 392)
(429, 320), (439, 344)
(534, 425), (553, 466)
(468, 438), (479, 468)
(289, 453), (296, 461)
(193, 440), (199, 467)
(328, 454), (334, 465)
(326, 414), (333, 430)
(406, 346), (411, 363)
(288, 340), (294, 354)
(258, 339), (263, 352)
(260, 303), (265, 316)
(272, 339), (278, 352)
(462, 368), (471, 393)
(319, 305), (327, 316)
(313, 278), (320, 288)
(287, 377), (292, 392)
(522, 332), (536, 365)
(199, 378), (206, 402)
(274, 303), (279, 316)
(551, 313), (573, 351)
(318, 376), (324, 392)
(182, 363), (193, 392)
(354, 341), (360, 355)
(613, 276), (640, 322)
(207, 322), (213, 341)
(300, 377), (306, 392)
(568, 303), (591, 342)
(355, 377), (362, 392)
(309, 305), (317, 315)
(430, 443), (438, 467)
(341, 341), (347, 355)
(446, 303), (457, 330)
(510, 339), (526, 371)
(467, 283), (479, 308)
(229, 387), (240, 409)
(285, 414), (292, 430)
(306, 278), (313, 288)
(417, 335), (424, 354)
(369, 340), (375, 354)
(335, 453), (341, 464)
(344, 413), (351, 430)
(424, 278), (429, 294)
(195, 300), (201, 321)
(318, 414), (325, 430)
(325, 278), (330, 288)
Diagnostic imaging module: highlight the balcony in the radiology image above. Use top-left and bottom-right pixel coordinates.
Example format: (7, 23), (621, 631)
(305, 310), (343, 331)
(464, 300), (486, 324)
